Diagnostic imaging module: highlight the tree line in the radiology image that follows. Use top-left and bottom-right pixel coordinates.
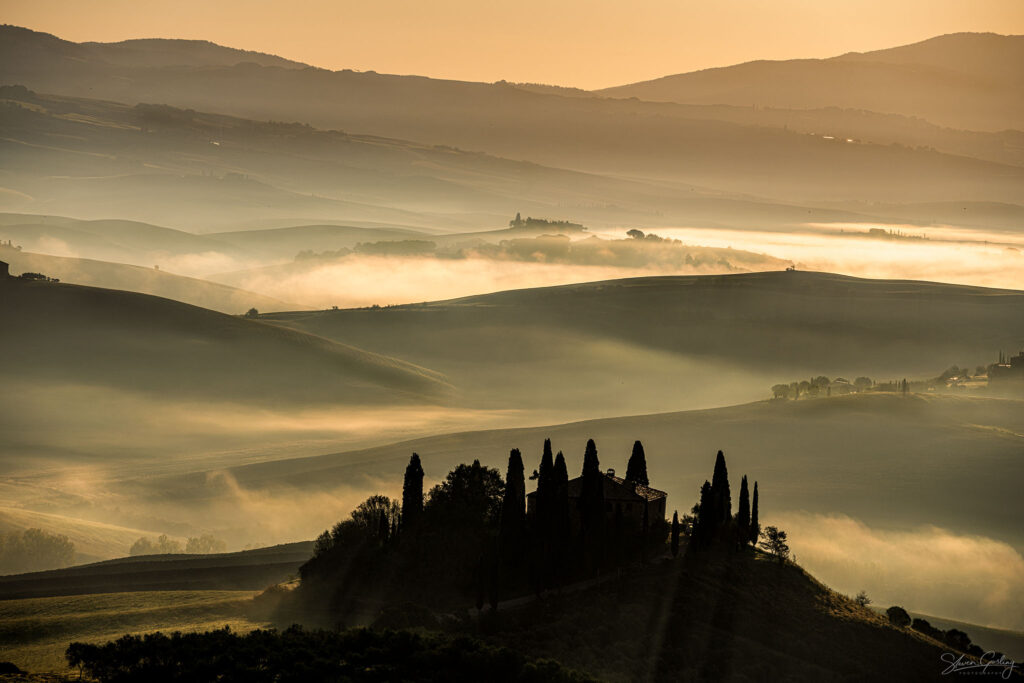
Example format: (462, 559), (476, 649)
(129, 534), (227, 556)
(65, 626), (594, 683)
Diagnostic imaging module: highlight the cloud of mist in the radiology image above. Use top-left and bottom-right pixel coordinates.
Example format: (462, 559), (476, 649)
(650, 224), (1024, 291)
(225, 254), (772, 309)
(775, 512), (1024, 631)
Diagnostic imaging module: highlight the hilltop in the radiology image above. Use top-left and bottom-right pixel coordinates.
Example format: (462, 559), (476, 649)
(0, 277), (448, 405)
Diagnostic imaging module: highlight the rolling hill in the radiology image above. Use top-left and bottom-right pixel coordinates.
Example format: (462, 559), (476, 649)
(0, 277), (448, 405)
(598, 33), (1024, 132)
(261, 271), (1024, 414)
(0, 542), (313, 599)
(0, 248), (297, 313)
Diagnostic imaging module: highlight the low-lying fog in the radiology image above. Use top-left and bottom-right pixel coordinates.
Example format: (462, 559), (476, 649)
(212, 222), (1024, 308)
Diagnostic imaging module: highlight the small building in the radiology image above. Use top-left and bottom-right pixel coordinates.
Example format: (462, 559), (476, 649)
(527, 468), (667, 532)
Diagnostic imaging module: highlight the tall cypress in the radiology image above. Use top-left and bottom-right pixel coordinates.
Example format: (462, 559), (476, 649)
(553, 450), (571, 582)
(580, 439), (605, 572)
(749, 481), (760, 546)
(625, 440), (649, 487)
(537, 439), (555, 527)
(711, 450), (731, 524)
(401, 453), (424, 531)
(500, 448), (526, 552)
(694, 480), (713, 547)
(671, 510), (680, 557)
(737, 475), (750, 527)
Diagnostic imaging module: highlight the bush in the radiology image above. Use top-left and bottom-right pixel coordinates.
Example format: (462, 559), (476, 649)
(886, 605), (911, 627)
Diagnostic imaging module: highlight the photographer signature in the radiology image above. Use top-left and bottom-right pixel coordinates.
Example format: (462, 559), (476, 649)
(941, 652), (1017, 679)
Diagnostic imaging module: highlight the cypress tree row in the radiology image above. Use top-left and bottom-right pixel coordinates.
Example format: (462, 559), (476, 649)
(625, 440), (649, 487)
(401, 453), (424, 532)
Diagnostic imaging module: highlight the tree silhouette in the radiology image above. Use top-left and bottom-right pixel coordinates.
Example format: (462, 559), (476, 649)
(670, 511), (680, 557)
(500, 448), (526, 560)
(693, 480), (713, 547)
(749, 481), (760, 546)
(736, 475), (750, 546)
(710, 450), (731, 525)
(579, 439), (605, 573)
(625, 440), (649, 487)
(759, 526), (789, 563)
(886, 605), (912, 627)
(402, 453), (424, 532)
(552, 450), (571, 582)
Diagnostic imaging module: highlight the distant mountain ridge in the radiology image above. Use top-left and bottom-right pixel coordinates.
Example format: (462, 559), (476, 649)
(0, 24), (309, 70)
(596, 32), (1024, 131)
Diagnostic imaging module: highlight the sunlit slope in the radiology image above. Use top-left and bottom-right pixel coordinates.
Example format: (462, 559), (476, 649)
(145, 392), (1024, 550)
(598, 33), (1024, 132)
(263, 271), (1024, 413)
(0, 278), (448, 404)
(0, 250), (297, 313)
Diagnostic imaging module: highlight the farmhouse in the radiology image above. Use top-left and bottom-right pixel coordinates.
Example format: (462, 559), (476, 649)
(528, 467), (667, 532)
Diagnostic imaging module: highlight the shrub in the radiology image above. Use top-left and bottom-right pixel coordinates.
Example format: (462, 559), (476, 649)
(886, 605), (911, 627)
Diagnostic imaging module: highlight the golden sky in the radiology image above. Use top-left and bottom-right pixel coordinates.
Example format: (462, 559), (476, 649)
(5, 0), (1024, 88)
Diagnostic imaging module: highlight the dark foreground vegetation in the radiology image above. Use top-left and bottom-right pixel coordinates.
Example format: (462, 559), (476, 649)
(64, 627), (592, 683)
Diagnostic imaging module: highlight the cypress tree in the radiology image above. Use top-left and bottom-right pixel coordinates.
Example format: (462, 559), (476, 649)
(671, 510), (680, 557)
(537, 439), (555, 526)
(552, 450), (571, 582)
(500, 448), (526, 557)
(694, 480), (713, 547)
(625, 440), (649, 487)
(378, 509), (389, 545)
(710, 450), (731, 524)
(580, 439), (605, 573)
(401, 453), (424, 532)
(749, 481), (760, 546)
(737, 475), (750, 541)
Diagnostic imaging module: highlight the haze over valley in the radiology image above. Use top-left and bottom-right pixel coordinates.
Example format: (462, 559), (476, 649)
(1, 14), (1023, 679)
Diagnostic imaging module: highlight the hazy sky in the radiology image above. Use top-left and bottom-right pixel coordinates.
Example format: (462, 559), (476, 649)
(5, 0), (1024, 87)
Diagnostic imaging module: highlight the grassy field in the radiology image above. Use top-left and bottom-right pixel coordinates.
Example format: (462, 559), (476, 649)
(0, 590), (266, 673)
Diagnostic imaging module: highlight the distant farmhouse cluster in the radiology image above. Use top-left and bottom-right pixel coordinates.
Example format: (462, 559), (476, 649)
(990, 350), (1024, 385)
(0, 258), (58, 283)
